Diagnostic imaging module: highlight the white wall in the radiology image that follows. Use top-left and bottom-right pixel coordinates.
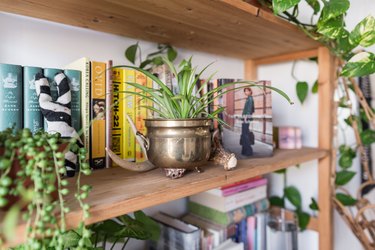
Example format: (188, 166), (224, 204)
(1, 0), (374, 249)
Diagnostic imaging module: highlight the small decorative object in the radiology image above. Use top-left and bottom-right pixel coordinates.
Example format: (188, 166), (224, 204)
(107, 57), (292, 178)
(35, 72), (82, 176)
(277, 126), (302, 149)
(221, 80), (274, 159)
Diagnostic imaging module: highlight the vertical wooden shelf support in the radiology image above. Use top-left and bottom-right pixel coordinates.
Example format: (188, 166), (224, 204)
(317, 46), (335, 250)
(247, 47), (335, 250)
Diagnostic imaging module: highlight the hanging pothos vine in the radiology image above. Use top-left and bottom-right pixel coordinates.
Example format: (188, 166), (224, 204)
(256, 0), (375, 248)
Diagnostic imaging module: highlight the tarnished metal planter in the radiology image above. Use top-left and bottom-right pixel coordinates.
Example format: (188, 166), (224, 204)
(142, 118), (212, 170)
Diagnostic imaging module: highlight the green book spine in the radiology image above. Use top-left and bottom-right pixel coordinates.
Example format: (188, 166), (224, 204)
(23, 66), (43, 133)
(188, 198), (269, 225)
(43, 68), (63, 129)
(0, 63), (23, 130)
(64, 69), (81, 133)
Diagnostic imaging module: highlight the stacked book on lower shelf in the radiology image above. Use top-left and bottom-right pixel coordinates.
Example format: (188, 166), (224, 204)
(148, 176), (269, 250)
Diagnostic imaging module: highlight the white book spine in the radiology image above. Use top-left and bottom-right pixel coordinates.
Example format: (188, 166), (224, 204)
(189, 185), (267, 212)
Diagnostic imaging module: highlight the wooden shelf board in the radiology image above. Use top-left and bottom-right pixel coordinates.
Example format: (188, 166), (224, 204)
(66, 147), (327, 227)
(0, 0), (319, 59)
(4, 147), (327, 247)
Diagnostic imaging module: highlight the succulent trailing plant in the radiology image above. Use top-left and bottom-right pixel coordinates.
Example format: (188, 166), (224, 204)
(0, 128), (92, 249)
(258, 0), (375, 245)
(114, 56), (293, 123)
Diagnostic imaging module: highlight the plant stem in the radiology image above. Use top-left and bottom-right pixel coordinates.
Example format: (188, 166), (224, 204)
(110, 238), (119, 250)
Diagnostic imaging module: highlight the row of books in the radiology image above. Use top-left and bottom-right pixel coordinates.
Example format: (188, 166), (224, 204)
(148, 176), (269, 250)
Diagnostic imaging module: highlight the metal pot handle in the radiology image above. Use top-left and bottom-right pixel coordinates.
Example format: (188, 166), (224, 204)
(136, 131), (150, 151)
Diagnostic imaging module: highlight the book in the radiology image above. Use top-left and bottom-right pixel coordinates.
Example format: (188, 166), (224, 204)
(90, 61), (106, 169)
(189, 185), (267, 213)
(255, 213), (266, 250)
(105, 60), (113, 168)
(214, 239), (244, 250)
(43, 68), (63, 129)
(135, 71), (147, 162)
(64, 69), (81, 133)
(207, 178), (267, 197)
(124, 69), (135, 161)
(0, 63), (23, 130)
(220, 176), (262, 190)
(182, 213), (237, 247)
(23, 66), (43, 133)
(220, 80), (273, 159)
(188, 198), (269, 226)
(247, 216), (256, 250)
(65, 58), (91, 158)
(238, 219), (248, 250)
(149, 212), (200, 250)
(111, 68), (125, 166)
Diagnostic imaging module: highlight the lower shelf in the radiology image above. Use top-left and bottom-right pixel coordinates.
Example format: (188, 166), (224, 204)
(6, 147), (327, 246)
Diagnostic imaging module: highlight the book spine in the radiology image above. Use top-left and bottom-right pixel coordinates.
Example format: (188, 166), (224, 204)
(105, 60), (113, 168)
(83, 61), (91, 159)
(23, 66), (43, 133)
(124, 69), (135, 161)
(111, 68), (124, 166)
(0, 63), (23, 130)
(222, 178), (267, 197)
(43, 68), (63, 129)
(190, 185), (267, 212)
(63, 69), (81, 133)
(90, 61), (106, 169)
(188, 198), (269, 226)
(135, 71), (147, 162)
(247, 216), (256, 250)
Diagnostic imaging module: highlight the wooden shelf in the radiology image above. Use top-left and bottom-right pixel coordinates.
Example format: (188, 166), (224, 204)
(70, 147), (327, 225)
(5, 147), (327, 247)
(0, 0), (319, 59)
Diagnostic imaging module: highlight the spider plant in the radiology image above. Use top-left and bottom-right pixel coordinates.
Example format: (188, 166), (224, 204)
(113, 57), (293, 123)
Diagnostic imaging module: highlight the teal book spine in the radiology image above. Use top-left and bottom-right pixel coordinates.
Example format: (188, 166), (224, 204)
(43, 68), (63, 129)
(23, 66), (43, 133)
(0, 63), (23, 130)
(188, 198), (269, 225)
(64, 69), (81, 133)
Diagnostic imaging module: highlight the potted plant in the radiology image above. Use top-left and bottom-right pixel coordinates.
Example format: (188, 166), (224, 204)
(107, 57), (293, 178)
(0, 128), (92, 249)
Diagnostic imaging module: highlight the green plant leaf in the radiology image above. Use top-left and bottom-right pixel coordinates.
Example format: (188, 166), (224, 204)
(284, 186), (302, 208)
(309, 198), (319, 211)
(338, 153), (353, 169)
(134, 210), (161, 241)
(305, 0), (320, 14)
(125, 43), (139, 64)
(350, 15), (375, 47)
(317, 15), (344, 39)
(272, 0), (301, 15)
(296, 210), (310, 231)
(335, 170), (356, 186)
(336, 29), (356, 54)
(296, 81), (308, 104)
(62, 230), (81, 248)
(321, 0), (350, 21)
(3, 205), (20, 241)
(336, 193), (357, 206)
(116, 215), (152, 240)
(341, 52), (375, 77)
(274, 169), (286, 174)
(360, 129), (375, 145)
(269, 196), (285, 208)
(311, 80), (318, 94)
(167, 47), (177, 61)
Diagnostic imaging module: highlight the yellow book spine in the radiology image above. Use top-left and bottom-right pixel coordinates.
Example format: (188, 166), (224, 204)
(111, 68), (124, 167)
(90, 61), (106, 169)
(123, 69), (135, 161)
(135, 71), (148, 163)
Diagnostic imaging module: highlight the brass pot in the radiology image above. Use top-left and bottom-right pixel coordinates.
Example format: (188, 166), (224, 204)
(141, 118), (212, 169)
